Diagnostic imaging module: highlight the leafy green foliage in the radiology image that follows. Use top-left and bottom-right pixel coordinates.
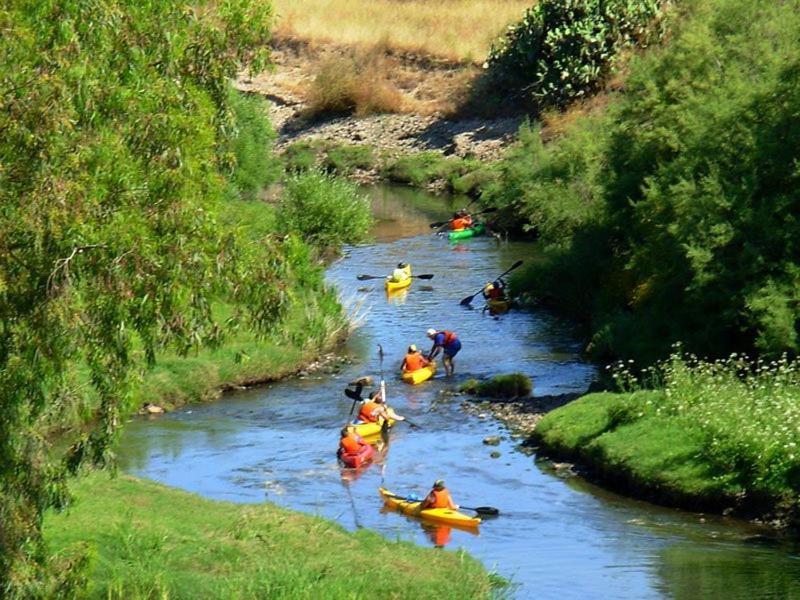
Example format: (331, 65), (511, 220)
(227, 90), (282, 199)
(490, 0), (800, 363)
(323, 144), (375, 174)
(461, 373), (533, 398)
(382, 152), (470, 188)
(485, 0), (670, 109)
(280, 171), (373, 249)
(0, 0), (275, 594)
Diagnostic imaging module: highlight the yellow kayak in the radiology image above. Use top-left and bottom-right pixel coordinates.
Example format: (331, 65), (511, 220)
(401, 362), (436, 385)
(486, 298), (511, 314)
(385, 265), (412, 292)
(379, 487), (481, 528)
(352, 417), (394, 438)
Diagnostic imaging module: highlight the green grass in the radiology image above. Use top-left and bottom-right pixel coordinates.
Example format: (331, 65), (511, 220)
(461, 373), (532, 399)
(535, 353), (800, 517)
(382, 152), (466, 187)
(45, 474), (497, 599)
(534, 391), (742, 507)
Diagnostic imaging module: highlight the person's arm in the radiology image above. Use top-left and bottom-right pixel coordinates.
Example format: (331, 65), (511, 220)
(448, 496), (459, 510)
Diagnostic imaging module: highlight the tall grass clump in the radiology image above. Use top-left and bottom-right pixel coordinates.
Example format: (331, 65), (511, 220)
(305, 48), (403, 118)
(280, 171), (372, 249)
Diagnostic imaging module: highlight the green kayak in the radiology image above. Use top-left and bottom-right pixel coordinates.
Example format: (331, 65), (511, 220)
(448, 223), (486, 241)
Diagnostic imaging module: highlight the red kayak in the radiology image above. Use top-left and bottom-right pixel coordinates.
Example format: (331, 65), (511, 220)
(338, 443), (375, 468)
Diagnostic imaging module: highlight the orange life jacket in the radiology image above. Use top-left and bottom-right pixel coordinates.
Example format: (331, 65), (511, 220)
(340, 433), (363, 454)
(358, 401), (380, 423)
(439, 330), (457, 346)
(404, 352), (427, 371)
(429, 488), (453, 509)
(450, 217), (469, 231)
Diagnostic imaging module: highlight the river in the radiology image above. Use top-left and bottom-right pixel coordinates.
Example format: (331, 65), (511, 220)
(117, 185), (800, 599)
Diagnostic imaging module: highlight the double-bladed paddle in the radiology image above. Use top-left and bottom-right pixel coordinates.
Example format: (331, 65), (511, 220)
(357, 273), (434, 281)
(429, 207), (497, 229)
(459, 260), (523, 306)
(383, 491), (499, 516)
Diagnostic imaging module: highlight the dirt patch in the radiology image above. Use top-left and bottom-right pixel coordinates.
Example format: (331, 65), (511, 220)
(236, 38), (526, 163)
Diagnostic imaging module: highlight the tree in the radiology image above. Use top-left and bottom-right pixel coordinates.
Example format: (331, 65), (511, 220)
(0, 0), (277, 594)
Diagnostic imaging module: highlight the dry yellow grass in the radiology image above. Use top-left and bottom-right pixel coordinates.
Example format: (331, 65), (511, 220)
(272, 0), (532, 62)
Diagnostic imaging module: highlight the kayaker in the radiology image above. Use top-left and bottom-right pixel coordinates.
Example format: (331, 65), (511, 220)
(390, 262), (410, 282)
(459, 209), (474, 228)
(482, 280), (507, 301)
(419, 479), (459, 510)
(338, 425), (368, 456)
(449, 211), (470, 231)
(401, 344), (430, 373)
(356, 390), (392, 424)
(426, 328), (461, 377)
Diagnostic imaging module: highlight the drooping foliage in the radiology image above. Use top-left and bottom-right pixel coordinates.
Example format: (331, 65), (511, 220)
(485, 0), (670, 110)
(0, 0), (278, 594)
(486, 0), (800, 363)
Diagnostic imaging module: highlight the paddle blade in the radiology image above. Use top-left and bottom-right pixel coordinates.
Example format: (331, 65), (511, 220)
(463, 506), (500, 516)
(357, 274), (381, 281)
(415, 274), (434, 279)
(460, 294), (476, 306)
(429, 221), (447, 229)
(344, 387), (363, 402)
(478, 207), (498, 215)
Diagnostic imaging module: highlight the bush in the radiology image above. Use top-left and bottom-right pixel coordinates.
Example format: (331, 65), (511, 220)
(323, 144), (375, 174)
(228, 90), (281, 198)
(487, 0), (800, 363)
(461, 373), (533, 399)
(382, 152), (464, 187)
(279, 171), (373, 249)
(484, 0), (670, 110)
(282, 140), (325, 172)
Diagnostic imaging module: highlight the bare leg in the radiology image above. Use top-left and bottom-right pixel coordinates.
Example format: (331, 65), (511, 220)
(444, 355), (453, 377)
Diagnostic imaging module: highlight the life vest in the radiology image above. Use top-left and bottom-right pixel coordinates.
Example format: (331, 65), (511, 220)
(438, 330), (457, 346)
(340, 433), (363, 454)
(358, 401), (380, 423)
(487, 286), (504, 300)
(450, 217), (469, 231)
(404, 352), (426, 371)
(429, 488), (453, 509)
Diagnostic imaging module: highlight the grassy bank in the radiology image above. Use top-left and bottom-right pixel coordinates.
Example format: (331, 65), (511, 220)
(273, 0), (530, 62)
(45, 474), (497, 598)
(533, 354), (800, 524)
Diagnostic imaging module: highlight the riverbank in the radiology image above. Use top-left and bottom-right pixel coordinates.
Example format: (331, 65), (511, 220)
(474, 354), (800, 529)
(45, 473), (497, 598)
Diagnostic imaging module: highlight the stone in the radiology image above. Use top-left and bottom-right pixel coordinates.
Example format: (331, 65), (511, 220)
(482, 436), (501, 446)
(490, 451), (501, 459)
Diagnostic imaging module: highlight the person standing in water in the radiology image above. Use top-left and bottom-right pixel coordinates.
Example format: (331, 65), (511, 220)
(426, 328), (461, 377)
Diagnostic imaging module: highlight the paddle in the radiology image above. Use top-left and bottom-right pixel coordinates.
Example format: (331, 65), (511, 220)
(344, 383), (364, 419)
(459, 260), (523, 306)
(382, 492), (499, 516)
(357, 273), (434, 281)
(429, 207), (497, 229)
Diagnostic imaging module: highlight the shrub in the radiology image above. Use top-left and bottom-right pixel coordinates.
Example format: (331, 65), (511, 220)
(323, 144), (375, 174)
(279, 171), (373, 249)
(484, 0), (670, 110)
(282, 140), (326, 172)
(382, 152), (464, 187)
(228, 90), (281, 198)
(461, 373), (533, 399)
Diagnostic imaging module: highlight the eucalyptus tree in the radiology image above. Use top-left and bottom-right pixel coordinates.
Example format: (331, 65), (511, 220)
(0, 0), (278, 594)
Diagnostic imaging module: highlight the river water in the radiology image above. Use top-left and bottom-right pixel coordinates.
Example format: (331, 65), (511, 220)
(117, 185), (800, 599)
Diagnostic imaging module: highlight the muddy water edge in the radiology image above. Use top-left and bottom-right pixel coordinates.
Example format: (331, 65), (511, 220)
(117, 185), (800, 599)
